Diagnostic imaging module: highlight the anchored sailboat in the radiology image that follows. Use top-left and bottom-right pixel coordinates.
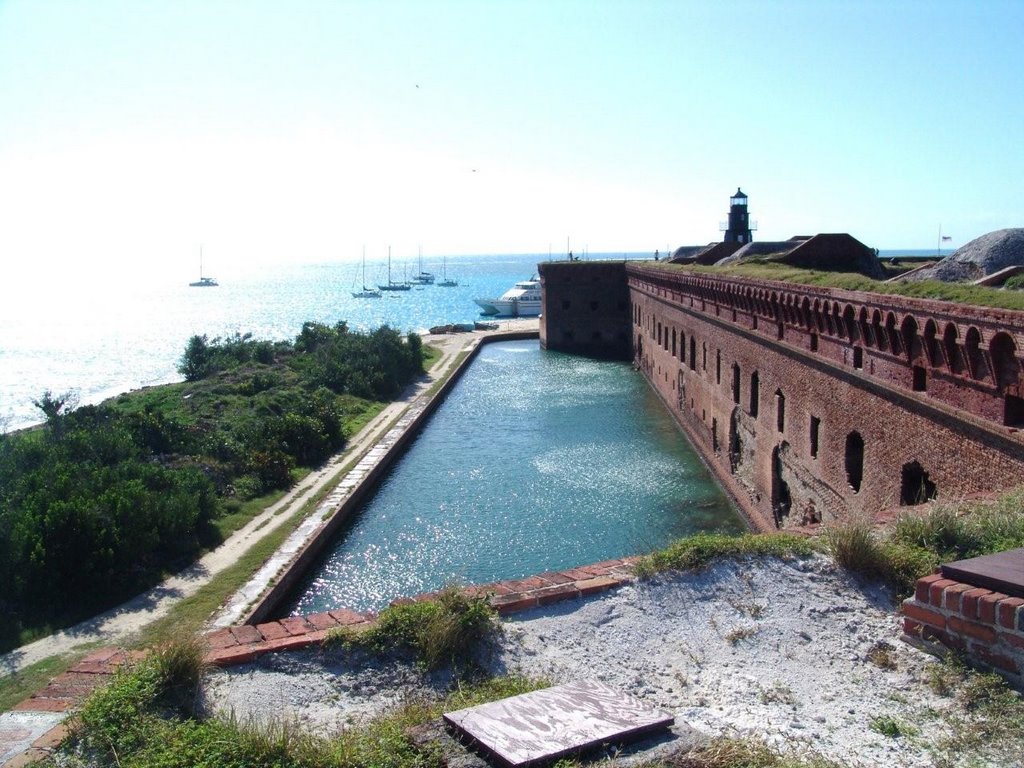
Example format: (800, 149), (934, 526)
(438, 255), (458, 287)
(189, 247), (218, 287)
(352, 247), (381, 298)
(378, 246), (411, 291)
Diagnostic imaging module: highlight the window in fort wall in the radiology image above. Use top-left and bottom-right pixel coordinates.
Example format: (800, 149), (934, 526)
(853, 346), (863, 369)
(900, 460), (937, 506)
(809, 416), (820, 459)
(776, 390), (786, 433)
(716, 350), (722, 384)
(845, 431), (864, 493)
(749, 372), (760, 418)
(732, 363), (741, 404)
(912, 365), (927, 392)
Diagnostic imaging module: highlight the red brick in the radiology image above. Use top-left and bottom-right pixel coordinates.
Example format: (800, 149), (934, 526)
(51, 671), (107, 688)
(257, 635), (320, 654)
(68, 660), (117, 675)
(530, 583), (581, 606)
(508, 576), (548, 592)
(12, 697), (70, 713)
(960, 588), (992, 620)
(576, 575), (623, 596)
(971, 644), (1020, 674)
(205, 628), (238, 650)
(32, 684), (91, 702)
(31, 723), (70, 750)
(943, 583), (972, 612)
(205, 646), (258, 667)
(229, 624), (263, 645)
(978, 592), (1009, 624)
(329, 608), (368, 626)
(255, 621), (289, 641)
(901, 601), (947, 630)
(279, 616), (315, 637)
(490, 593), (540, 615)
(1000, 631), (1024, 650)
(305, 612), (340, 631)
(537, 571), (575, 586)
(915, 573), (947, 603)
(997, 597), (1024, 630)
(929, 579), (958, 607)
(79, 647), (121, 664)
(947, 614), (998, 644)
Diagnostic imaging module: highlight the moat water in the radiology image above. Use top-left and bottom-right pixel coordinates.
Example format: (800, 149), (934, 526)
(287, 339), (744, 615)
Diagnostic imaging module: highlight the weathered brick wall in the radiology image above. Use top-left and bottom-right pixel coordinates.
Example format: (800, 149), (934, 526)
(626, 264), (1024, 530)
(903, 574), (1024, 684)
(539, 261), (632, 360)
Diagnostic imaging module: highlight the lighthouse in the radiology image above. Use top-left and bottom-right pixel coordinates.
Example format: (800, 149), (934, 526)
(721, 188), (756, 244)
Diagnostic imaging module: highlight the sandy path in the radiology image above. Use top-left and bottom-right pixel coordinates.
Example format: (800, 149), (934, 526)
(0, 321), (537, 676)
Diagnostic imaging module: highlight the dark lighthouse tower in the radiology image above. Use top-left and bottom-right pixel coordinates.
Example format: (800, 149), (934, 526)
(721, 187), (756, 244)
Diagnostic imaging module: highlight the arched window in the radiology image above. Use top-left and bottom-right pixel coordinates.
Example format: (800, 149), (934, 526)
(965, 327), (987, 381)
(943, 323), (963, 374)
(923, 320), (940, 366)
(990, 332), (1019, 390)
(901, 315), (919, 363)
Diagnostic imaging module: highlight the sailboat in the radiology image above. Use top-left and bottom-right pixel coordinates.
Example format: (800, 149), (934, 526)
(438, 256), (458, 287)
(410, 246), (435, 284)
(189, 248), (218, 287)
(378, 246), (411, 291)
(352, 247), (381, 298)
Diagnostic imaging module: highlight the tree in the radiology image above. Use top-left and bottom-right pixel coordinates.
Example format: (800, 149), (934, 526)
(32, 389), (79, 439)
(179, 335), (212, 381)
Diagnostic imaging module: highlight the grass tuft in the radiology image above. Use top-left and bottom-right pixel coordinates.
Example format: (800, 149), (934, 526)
(634, 532), (816, 578)
(326, 586), (497, 670)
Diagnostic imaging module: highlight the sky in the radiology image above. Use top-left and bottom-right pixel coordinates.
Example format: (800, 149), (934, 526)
(1, 0), (1022, 282)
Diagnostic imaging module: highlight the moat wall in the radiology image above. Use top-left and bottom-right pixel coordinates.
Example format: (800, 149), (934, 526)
(539, 261), (632, 360)
(541, 261), (1024, 530)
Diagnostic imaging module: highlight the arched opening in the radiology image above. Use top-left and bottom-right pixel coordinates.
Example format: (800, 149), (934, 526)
(965, 327), (987, 381)
(728, 408), (742, 473)
(923, 320), (941, 366)
(843, 305), (858, 342)
(771, 444), (792, 527)
(872, 310), (886, 352)
(749, 371), (760, 418)
(943, 323), (963, 374)
(901, 315), (919, 363)
(991, 332), (1024, 426)
(886, 314), (901, 356)
(845, 431), (864, 493)
(900, 461), (937, 505)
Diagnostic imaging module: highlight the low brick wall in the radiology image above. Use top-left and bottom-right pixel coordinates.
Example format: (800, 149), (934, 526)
(207, 557), (636, 667)
(902, 573), (1024, 684)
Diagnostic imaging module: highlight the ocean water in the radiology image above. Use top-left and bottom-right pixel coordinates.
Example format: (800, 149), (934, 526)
(0, 252), (643, 432)
(287, 340), (743, 614)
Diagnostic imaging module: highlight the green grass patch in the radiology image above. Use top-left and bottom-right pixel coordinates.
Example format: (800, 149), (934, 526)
(634, 533), (816, 578)
(637, 735), (843, 768)
(826, 489), (1024, 597)
(59, 643), (544, 768)
(327, 586), (497, 670)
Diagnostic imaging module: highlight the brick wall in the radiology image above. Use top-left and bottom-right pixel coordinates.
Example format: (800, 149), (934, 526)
(539, 261), (632, 360)
(903, 573), (1024, 684)
(623, 264), (1024, 529)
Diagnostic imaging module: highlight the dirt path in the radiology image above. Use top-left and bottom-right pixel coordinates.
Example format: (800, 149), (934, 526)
(0, 321), (537, 676)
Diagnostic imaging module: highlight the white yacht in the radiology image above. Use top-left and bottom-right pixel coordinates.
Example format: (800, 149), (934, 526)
(474, 276), (542, 317)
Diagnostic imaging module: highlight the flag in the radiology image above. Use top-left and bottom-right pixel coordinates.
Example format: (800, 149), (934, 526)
(941, 235), (952, 242)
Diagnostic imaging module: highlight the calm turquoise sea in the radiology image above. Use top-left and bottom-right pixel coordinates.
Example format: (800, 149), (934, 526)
(287, 340), (743, 614)
(0, 252), (644, 432)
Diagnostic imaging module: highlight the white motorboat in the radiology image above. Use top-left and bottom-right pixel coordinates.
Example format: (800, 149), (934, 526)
(474, 276), (542, 317)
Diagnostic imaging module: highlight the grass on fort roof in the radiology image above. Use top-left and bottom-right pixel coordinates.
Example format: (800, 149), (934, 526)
(639, 260), (1024, 312)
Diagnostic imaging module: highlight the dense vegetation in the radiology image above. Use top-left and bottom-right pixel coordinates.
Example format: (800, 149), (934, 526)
(0, 322), (424, 652)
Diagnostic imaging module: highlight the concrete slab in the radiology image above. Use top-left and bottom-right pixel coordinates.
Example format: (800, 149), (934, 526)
(0, 711), (65, 764)
(443, 679), (674, 767)
(942, 548), (1024, 598)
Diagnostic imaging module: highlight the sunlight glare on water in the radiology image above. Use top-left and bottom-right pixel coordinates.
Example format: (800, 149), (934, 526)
(287, 340), (743, 615)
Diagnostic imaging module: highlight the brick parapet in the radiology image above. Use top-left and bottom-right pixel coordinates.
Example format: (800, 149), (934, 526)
(626, 263), (1024, 430)
(902, 573), (1024, 685)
